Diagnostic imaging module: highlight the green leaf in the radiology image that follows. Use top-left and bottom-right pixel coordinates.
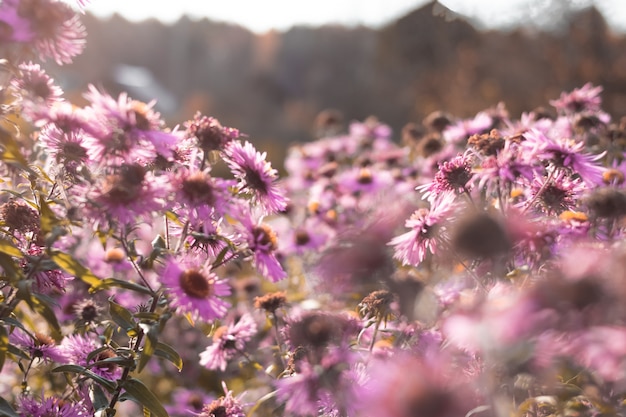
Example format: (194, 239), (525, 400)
(108, 301), (136, 333)
(91, 384), (110, 414)
(29, 293), (61, 339)
(7, 344), (29, 360)
(38, 196), (59, 235)
(0, 239), (22, 258)
(99, 278), (153, 296)
(52, 364), (117, 392)
(154, 342), (183, 371)
(0, 325), (7, 373)
(0, 396), (19, 417)
(0, 252), (23, 283)
(0, 127), (31, 171)
(49, 251), (102, 290)
(137, 325), (157, 373)
(122, 378), (169, 417)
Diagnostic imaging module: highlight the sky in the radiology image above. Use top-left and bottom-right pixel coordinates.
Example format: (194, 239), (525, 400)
(82, 0), (626, 33)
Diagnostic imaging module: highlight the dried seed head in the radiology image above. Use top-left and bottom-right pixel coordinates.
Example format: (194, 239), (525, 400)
(452, 212), (511, 259)
(254, 291), (287, 314)
(585, 188), (626, 218)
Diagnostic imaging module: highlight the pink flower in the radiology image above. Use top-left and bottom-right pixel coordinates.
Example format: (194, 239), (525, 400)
(199, 313), (257, 371)
(388, 192), (457, 267)
(160, 254), (231, 322)
(223, 141), (288, 215)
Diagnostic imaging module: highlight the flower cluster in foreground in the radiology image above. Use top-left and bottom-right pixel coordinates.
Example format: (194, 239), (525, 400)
(2, 1), (626, 417)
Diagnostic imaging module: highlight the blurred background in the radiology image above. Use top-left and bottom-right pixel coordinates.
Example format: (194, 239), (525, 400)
(52, 0), (626, 167)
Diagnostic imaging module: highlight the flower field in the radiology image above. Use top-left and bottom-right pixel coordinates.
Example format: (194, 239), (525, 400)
(2, 1), (626, 417)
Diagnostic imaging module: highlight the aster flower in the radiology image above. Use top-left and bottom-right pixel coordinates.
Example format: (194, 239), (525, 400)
(277, 348), (362, 417)
(199, 312), (257, 371)
(23, 245), (71, 293)
(223, 140), (288, 215)
(167, 167), (234, 221)
(234, 207), (286, 282)
(0, 0), (86, 65)
(9, 329), (68, 363)
(522, 128), (605, 185)
(184, 112), (239, 153)
(160, 254), (231, 322)
(82, 85), (178, 164)
(16, 395), (89, 417)
(550, 82), (603, 114)
(166, 388), (214, 417)
(526, 170), (585, 215)
(198, 382), (246, 417)
(81, 163), (169, 227)
(443, 111), (492, 144)
(336, 166), (394, 196)
(11, 62), (63, 120)
(60, 334), (122, 381)
(418, 153), (474, 202)
(388, 191), (457, 267)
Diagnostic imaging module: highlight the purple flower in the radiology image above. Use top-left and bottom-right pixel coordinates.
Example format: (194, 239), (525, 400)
(81, 163), (169, 227)
(550, 82), (603, 114)
(522, 128), (605, 185)
(199, 312), (257, 371)
(60, 334), (122, 381)
(184, 112), (239, 152)
(17, 395), (89, 417)
(0, 0), (86, 65)
(198, 382), (246, 417)
(166, 388), (214, 417)
(167, 167), (233, 221)
(160, 254), (231, 322)
(418, 153), (474, 202)
(443, 111), (492, 144)
(235, 208), (287, 282)
(10, 329), (68, 364)
(223, 140), (288, 215)
(11, 62), (63, 119)
(388, 192), (457, 267)
(82, 85), (178, 164)
(277, 348), (362, 417)
(525, 170), (585, 215)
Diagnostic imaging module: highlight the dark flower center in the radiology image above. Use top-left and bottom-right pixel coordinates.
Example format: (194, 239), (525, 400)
(182, 172), (215, 205)
(244, 166), (268, 194)
(294, 229), (311, 246)
(253, 224), (278, 250)
(357, 168), (373, 184)
(80, 304), (99, 322)
(179, 269), (212, 299)
(131, 101), (152, 131)
(60, 142), (88, 163)
(103, 164), (145, 204)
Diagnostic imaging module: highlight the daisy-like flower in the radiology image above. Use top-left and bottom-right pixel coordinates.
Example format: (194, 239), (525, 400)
(60, 334), (122, 381)
(81, 163), (168, 227)
(17, 395), (89, 417)
(523, 128), (605, 185)
(418, 153), (474, 202)
(184, 112), (239, 153)
(22, 245), (71, 294)
(223, 140), (288, 215)
(168, 167), (234, 221)
(234, 207), (287, 282)
(199, 312), (257, 371)
(388, 192), (457, 267)
(550, 82), (603, 114)
(526, 170), (585, 215)
(166, 388), (215, 417)
(82, 85), (178, 164)
(10, 62), (63, 120)
(160, 254), (231, 322)
(198, 382), (246, 417)
(0, 0), (86, 65)
(443, 111), (492, 144)
(10, 329), (68, 363)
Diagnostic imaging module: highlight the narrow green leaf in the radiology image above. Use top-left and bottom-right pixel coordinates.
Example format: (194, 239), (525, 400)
(91, 384), (110, 414)
(0, 239), (22, 258)
(108, 301), (136, 333)
(122, 378), (169, 417)
(0, 325), (7, 373)
(30, 293), (61, 339)
(0, 252), (23, 282)
(154, 342), (183, 371)
(0, 396), (19, 417)
(38, 196), (59, 235)
(7, 344), (29, 360)
(143, 407), (151, 417)
(49, 251), (102, 290)
(99, 278), (153, 295)
(52, 364), (117, 392)
(137, 325), (157, 373)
